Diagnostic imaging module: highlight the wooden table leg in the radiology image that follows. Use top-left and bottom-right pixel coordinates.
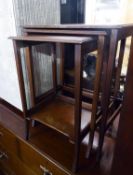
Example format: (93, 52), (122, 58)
(73, 44), (83, 173)
(13, 41), (29, 140)
(114, 39), (126, 98)
(97, 29), (118, 161)
(86, 35), (105, 159)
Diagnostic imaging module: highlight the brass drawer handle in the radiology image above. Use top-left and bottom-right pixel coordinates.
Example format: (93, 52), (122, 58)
(0, 151), (8, 160)
(0, 131), (3, 137)
(40, 165), (53, 175)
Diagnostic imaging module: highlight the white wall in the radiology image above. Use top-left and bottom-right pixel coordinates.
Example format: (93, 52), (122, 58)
(0, 0), (60, 110)
(0, 0), (22, 109)
(85, 0), (128, 24)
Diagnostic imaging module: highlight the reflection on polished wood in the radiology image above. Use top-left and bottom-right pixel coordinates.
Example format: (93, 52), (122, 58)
(32, 98), (91, 140)
(0, 103), (117, 175)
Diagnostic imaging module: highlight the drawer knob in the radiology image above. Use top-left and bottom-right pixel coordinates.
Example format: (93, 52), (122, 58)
(0, 151), (8, 160)
(40, 165), (53, 175)
(0, 131), (3, 137)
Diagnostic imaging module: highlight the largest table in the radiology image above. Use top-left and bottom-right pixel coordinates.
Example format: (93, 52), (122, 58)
(22, 24), (133, 160)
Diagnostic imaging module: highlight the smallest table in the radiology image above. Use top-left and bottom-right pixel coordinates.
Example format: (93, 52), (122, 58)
(10, 34), (107, 172)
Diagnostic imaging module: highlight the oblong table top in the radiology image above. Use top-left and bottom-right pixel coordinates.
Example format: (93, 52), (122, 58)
(10, 35), (95, 44)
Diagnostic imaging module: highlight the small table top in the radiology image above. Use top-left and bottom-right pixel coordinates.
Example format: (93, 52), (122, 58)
(22, 24), (133, 40)
(10, 35), (95, 44)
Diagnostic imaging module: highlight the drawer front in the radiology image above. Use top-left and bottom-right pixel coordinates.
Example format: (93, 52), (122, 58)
(46, 159), (71, 175)
(0, 145), (18, 175)
(0, 124), (70, 175)
(17, 139), (70, 175)
(17, 140), (48, 175)
(0, 144), (37, 175)
(0, 125), (17, 155)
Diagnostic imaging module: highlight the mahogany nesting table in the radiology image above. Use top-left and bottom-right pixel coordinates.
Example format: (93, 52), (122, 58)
(10, 24), (133, 173)
(23, 24), (133, 157)
(10, 34), (106, 172)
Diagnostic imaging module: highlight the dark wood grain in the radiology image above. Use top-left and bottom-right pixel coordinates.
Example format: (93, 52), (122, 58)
(97, 29), (118, 160)
(10, 36), (94, 44)
(10, 24), (133, 174)
(12, 41), (27, 117)
(86, 35), (105, 158)
(111, 36), (133, 175)
(31, 98), (91, 141)
(0, 103), (116, 175)
(23, 29), (107, 36)
(72, 44), (83, 172)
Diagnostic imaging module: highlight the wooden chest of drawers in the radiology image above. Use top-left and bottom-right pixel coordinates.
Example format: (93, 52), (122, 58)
(0, 103), (114, 175)
(0, 124), (70, 175)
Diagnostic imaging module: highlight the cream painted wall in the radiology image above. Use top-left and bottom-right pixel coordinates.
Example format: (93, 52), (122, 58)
(85, 0), (133, 75)
(0, 0), (22, 109)
(125, 0), (133, 23)
(85, 0), (132, 24)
